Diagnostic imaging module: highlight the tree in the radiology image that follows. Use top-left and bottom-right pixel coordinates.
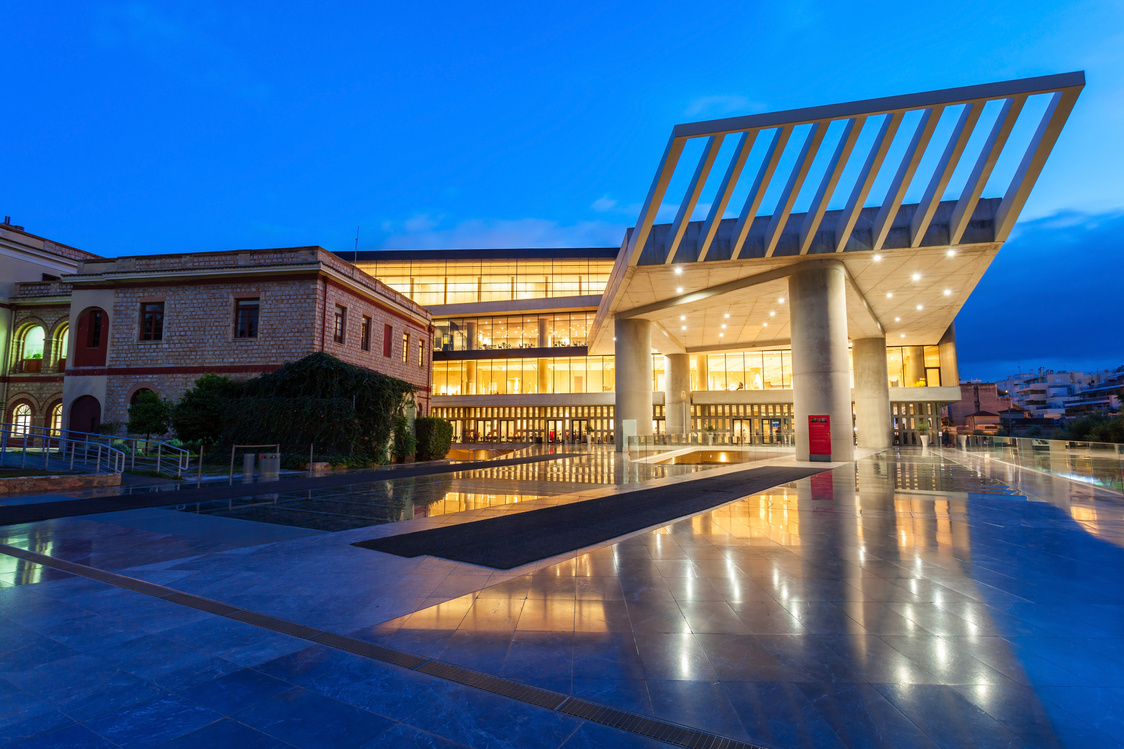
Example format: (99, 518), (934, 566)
(171, 373), (236, 445)
(127, 390), (172, 439)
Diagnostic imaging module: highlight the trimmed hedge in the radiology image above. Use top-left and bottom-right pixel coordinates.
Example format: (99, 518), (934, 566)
(415, 416), (453, 461)
(171, 353), (415, 463)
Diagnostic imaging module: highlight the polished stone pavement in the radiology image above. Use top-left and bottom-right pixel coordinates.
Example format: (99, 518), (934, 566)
(1, 447), (1123, 747)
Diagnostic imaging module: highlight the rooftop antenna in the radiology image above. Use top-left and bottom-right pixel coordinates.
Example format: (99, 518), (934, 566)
(354, 225), (359, 263)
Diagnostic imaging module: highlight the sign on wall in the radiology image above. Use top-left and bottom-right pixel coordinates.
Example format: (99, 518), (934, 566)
(808, 415), (831, 461)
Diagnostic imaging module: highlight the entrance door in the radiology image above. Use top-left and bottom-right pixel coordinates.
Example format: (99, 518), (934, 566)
(69, 395), (101, 433)
(572, 419), (588, 443)
(732, 419), (751, 444)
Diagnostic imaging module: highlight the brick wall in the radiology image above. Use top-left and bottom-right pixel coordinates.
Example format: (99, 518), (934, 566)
(4, 303), (69, 428)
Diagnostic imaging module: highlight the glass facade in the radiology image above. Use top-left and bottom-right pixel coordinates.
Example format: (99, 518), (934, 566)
(433, 312), (596, 352)
(690, 351), (793, 391)
(887, 345), (943, 388)
(357, 258), (613, 306)
(433, 356), (616, 395)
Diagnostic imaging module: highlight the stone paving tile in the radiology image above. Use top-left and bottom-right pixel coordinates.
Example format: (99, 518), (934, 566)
(2, 449), (1124, 747)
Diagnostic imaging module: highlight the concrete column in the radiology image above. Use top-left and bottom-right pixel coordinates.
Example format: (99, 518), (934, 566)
(853, 337), (893, 450)
(466, 321), (478, 351)
(938, 323), (959, 387)
(904, 346), (926, 386)
(464, 360), (477, 395)
(614, 318), (653, 451)
(537, 359), (550, 393)
(789, 261), (854, 462)
(537, 317), (550, 393)
(696, 354), (709, 391)
(663, 354), (690, 435)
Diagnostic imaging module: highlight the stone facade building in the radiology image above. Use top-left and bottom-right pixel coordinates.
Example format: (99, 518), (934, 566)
(2, 222), (432, 434)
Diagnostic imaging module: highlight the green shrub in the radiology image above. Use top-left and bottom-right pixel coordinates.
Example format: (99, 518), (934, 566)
(392, 414), (417, 461)
(127, 390), (172, 438)
(171, 373), (238, 445)
(415, 417), (453, 461)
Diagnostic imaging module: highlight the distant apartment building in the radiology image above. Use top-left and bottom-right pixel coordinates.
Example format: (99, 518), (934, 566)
(945, 382), (1012, 434)
(998, 368), (1123, 419)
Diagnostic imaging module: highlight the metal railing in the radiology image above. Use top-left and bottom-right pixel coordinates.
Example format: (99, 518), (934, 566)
(952, 434), (1124, 493)
(0, 423), (126, 474)
(0, 423), (190, 477)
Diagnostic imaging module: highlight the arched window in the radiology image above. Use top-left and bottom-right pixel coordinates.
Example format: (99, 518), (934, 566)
(11, 403), (32, 436)
(53, 324), (69, 372)
(16, 326), (46, 373)
(50, 403), (63, 435)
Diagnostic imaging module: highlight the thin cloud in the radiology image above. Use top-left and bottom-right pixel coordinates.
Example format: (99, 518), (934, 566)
(379, 217), (627, 249)
(684, 94), (765, 118)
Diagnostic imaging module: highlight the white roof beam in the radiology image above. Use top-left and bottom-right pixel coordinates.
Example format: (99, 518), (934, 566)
(994, 88), (1082, 242)
(949, 95), (1026, 245)
(665, 135), (724, 264)
(910, 103), (982, 247)
(730, 126), (792, 260)
(835, 113), (903, 252)
(626, 136), (685, 266)
(871, 106), (944, 251)
(674, 71), (1084, 138)
(799, 117), (865, 254)
(763, 123), (827, 258)
(698, 132), (756, 262)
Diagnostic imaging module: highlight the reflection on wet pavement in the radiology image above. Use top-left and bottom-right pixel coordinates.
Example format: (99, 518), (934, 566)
(2, 447), (1124, 747)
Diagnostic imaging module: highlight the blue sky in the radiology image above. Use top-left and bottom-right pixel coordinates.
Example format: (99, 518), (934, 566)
(3, 0), (1122, 380)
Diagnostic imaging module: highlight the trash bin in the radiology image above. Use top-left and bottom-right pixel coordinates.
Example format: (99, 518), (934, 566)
(242, 452), (256, 477)
(258, 452), (281, 478)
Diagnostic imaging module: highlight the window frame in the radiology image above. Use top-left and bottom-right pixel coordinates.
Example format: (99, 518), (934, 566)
(360, 316), (371, 352)
(234, 298), (260, 339)
(333, 305), (347, 344)
(383, 324), (392, 357)
(402, 332), (409, 363)
(139, 302), (165, 342)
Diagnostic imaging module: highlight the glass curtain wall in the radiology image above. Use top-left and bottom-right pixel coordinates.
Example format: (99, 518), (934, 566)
(359, 259), (613, 306)
(433, 312), (596, 352)
(433, 356), (616, 395)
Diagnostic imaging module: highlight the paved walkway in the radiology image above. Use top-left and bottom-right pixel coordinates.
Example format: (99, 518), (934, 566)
(0, 447), (1122, 747)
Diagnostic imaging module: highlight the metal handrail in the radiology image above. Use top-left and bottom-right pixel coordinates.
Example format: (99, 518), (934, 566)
(0, 423), (188, 476)
(0, 423), (125, 474)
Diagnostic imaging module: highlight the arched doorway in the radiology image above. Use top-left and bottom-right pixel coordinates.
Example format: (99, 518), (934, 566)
(69, 396), (101, 433)
(74, 308), (108, 367)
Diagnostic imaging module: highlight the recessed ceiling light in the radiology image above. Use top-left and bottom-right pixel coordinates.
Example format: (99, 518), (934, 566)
(900, 333), (905, 338)
(721, 323), (727, 329)
(916, 305), (923, 310)
(873, 254), (882, 261)
(778, 297), (785, 303)
(724, 313), (730, 318)
(886, 292), (893, 298)
(680, 315), (686, 321)
(763, 322), (768, 327)
(895, 317), (901, 322)
(912, 273), (921, 281)
(947, 249), (957, 257)
(943, 289), (952, 296)
(612, 337), (616, 341)
(674, 267), (683, 275)
(719, 333), (724, 338)
(769, 311), (775, 316)
(681, 326), (686, 331)
(676, 287), (683, 293)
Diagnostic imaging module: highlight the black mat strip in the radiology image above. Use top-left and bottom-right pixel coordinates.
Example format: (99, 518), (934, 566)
(0, 543), (768, 749)
(353, 465), (824, 569)
(0, 451), (584, 527)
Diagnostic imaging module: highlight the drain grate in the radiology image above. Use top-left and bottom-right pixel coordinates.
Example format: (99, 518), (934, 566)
(0, 543), (768, 749)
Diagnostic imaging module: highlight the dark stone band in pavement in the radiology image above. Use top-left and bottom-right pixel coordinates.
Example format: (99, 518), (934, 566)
(354, 465), (825, 569)
(0, 542), (767, 749)
(0, 451), (585, 527)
